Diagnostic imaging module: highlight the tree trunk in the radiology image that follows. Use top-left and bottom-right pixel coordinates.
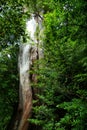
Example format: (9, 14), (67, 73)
(17, 44), (33, 130)
(7, 15), (43, 130)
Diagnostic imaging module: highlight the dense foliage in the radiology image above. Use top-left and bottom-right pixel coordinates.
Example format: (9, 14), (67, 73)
(0, 45), (19, 130)
(30, 0), (87, 130)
